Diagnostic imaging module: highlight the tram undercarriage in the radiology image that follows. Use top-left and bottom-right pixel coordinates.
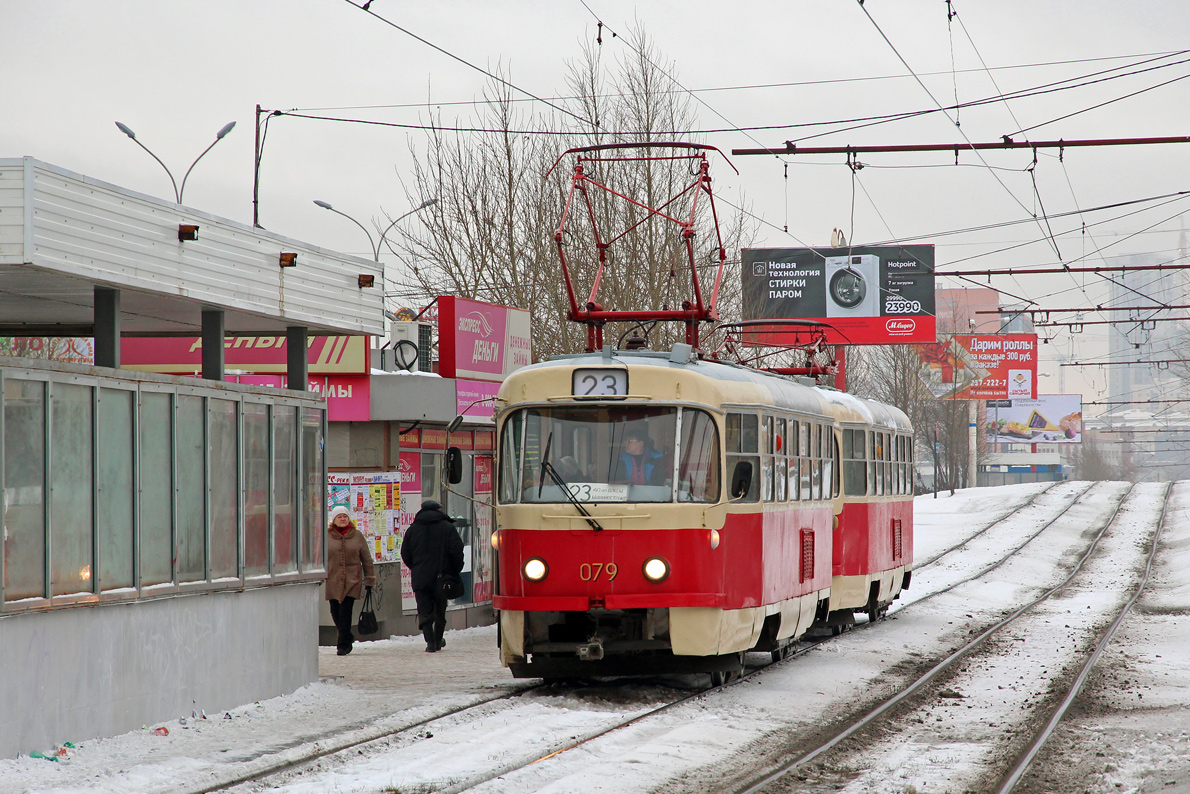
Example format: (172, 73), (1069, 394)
(501, 595), (823, 679)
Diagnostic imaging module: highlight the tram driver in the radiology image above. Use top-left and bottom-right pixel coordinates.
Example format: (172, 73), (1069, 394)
(612, 425), (668, 486)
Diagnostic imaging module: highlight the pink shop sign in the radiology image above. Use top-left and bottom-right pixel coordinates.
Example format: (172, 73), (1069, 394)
(455, 379), (500, 421)
(230, 375), (371, 421)
(438, 296), (531, 381)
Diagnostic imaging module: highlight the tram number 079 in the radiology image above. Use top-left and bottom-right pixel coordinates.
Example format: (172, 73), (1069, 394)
(579, 562), (618, 582)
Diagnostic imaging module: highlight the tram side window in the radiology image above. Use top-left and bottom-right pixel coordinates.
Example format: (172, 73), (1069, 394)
(761, 415), (774, 502)
(498, 411), (523, 503)
(797, 421), (810, 501)
(677, 409), (720, 503)
(873, 432), (882, 496)
(903, 435), (913, 493)
(774, 417), (787, 502)
(896, 436), (906, 495)
(809, 423), (822, 501)
(842, 428), (866, 496)
(787, 420), (799, 501)
(726, 412), (760, 503)
(884, 432), (894, 496)
(823, 426), (836, 499)
(871, 430), (880, 492)
(899, 438), (909, 492)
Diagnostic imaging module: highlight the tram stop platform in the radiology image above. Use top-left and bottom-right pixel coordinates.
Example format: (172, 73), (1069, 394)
(316, 623), (510, 701)
(0, 625), (520, 793)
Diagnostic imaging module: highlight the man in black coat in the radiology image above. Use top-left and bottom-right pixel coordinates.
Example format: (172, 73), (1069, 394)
(400, 499), (465, 652)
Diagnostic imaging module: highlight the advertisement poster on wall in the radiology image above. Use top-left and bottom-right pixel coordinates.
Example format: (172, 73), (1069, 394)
(327, 472), (403, 564)
(914, 334), (1038, 399)
(986, 395), (1083, 444)
(396, 451), (423, 611)
(740, 246), (936, 344)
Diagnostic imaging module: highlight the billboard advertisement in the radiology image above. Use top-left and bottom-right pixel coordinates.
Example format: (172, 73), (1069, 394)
(914, 334), (1038, 399)
(986, 395), (1082, 444)
(438, 296), (532, 381)
(740, 246), (936, 344)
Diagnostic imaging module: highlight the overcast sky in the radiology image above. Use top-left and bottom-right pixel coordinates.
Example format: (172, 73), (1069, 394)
(4, 0), (1189, 406)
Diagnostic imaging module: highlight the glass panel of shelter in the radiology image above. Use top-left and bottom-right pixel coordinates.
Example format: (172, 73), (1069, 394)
(98, 387), (136, 592)
(3, 377), (48, 601)
(2, 371), (324, 610)
(139, 391), (173, 587)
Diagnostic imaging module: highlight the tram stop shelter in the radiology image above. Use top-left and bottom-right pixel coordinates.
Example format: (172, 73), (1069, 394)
(0, 157), (384, 758)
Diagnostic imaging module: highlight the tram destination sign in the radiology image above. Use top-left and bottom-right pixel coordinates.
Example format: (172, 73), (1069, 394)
(740, 245), (936, 345)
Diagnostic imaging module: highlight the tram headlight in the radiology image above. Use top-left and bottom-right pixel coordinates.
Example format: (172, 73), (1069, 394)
(642, 557), (670, 582)
(523, 557), (548, 581)
(709, 529), (720, 550)
(490, 530), (501, 550)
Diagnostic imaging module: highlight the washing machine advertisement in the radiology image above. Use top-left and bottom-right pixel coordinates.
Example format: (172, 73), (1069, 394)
(740, 245), (936, 344)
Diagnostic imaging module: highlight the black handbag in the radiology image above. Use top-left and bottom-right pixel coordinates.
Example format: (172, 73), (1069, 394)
(436, 572), (464, 600)
(357, 589), (379, 635)
(436, 524), (465, 599)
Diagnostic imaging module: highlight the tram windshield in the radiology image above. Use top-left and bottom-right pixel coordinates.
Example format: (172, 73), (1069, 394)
(498, 406), (720, 504)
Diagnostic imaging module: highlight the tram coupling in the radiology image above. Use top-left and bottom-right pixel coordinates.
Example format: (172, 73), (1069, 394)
(576, 636), (606, 661)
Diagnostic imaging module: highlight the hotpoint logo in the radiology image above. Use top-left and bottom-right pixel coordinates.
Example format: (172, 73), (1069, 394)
(885, 318), (916, 335)
(458, 311), (494, 338)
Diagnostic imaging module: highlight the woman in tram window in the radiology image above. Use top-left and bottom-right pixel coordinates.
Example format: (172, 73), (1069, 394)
(325, 506), (376, 656)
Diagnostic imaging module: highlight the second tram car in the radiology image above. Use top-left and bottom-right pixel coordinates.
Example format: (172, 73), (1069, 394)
(819, 392), (914, 632)
(491, 345), (914, 680)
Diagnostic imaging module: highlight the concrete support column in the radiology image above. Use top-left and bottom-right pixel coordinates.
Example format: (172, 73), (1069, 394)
(94, 287), (121, 369)
(286, 326), (308, 390)
(201, 310), (225, 381)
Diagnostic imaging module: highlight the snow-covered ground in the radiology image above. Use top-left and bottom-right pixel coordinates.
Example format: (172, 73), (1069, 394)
(2, 481), (1187, 794)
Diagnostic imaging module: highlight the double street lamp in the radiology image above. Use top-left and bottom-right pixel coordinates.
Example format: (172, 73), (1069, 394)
(115, 120), (236, 204)
(312, 197), (437, 261)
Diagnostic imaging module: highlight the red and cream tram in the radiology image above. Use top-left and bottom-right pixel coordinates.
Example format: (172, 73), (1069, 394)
(487, 142), (915, 680)
(491, 346), (911, 680)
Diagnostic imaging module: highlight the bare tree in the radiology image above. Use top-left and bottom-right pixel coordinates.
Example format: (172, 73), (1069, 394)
(848, 343), (975, 491)
(390, 26), (752, 361)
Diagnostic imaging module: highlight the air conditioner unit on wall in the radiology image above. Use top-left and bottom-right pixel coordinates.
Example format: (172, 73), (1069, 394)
(388, 321), (433, 372)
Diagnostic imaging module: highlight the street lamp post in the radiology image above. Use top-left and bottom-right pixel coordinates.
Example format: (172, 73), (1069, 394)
(312, 198), (437, 261)
(115, 120), (236, 204)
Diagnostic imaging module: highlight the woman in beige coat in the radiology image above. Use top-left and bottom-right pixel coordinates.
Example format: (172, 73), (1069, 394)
(326, 506), (376, 655)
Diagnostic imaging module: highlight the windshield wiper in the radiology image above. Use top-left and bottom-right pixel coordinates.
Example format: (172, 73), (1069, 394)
(536, 431), (603, 531)
(542, 459), (604, 532)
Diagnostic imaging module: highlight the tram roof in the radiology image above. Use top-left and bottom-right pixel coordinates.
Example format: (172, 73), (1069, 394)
(815, 388), (912, 432)
(516, 349), (835, 418)
(519, 348), (912, 432)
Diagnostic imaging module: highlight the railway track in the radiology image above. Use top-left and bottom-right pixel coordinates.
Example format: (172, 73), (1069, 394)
(727, 481), (1171, 794)
(179, 481), (1146, 794)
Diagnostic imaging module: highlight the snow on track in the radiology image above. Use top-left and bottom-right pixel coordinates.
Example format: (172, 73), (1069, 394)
(3, 481), (1186, 794)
